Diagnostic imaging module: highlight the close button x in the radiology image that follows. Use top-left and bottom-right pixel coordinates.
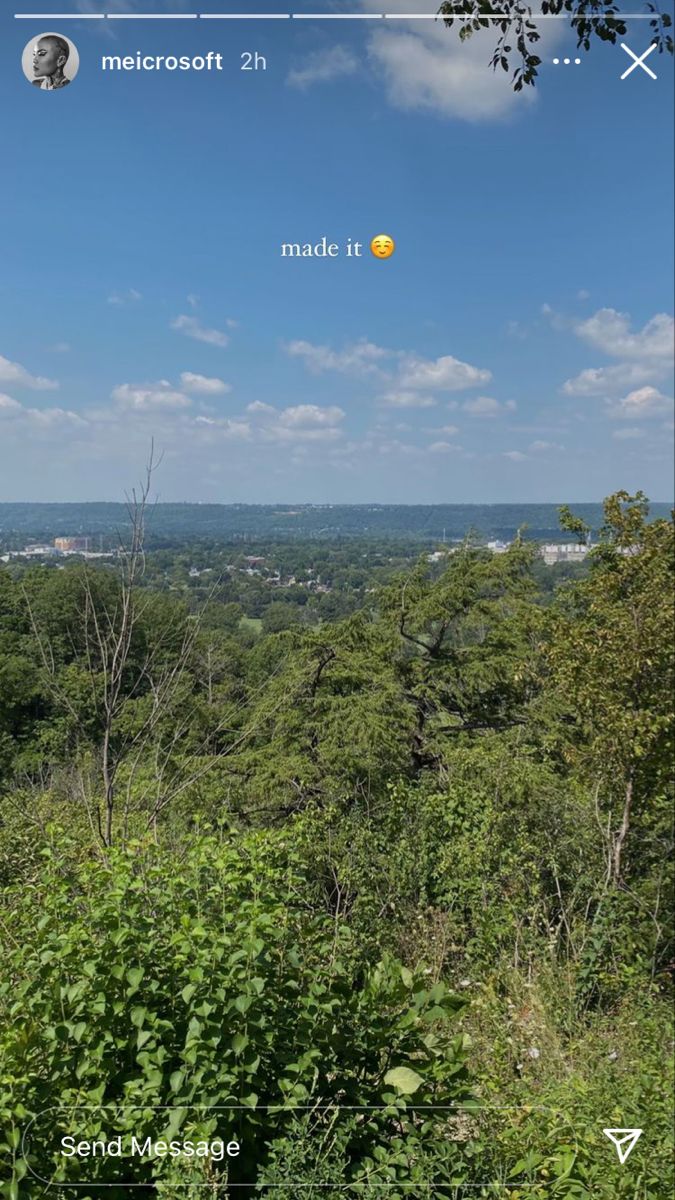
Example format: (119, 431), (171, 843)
(620, 42), (658, 80)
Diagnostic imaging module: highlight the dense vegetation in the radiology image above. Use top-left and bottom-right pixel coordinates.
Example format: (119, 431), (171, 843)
(0, 491), (672, 1198)
(1, 499), (672, 548)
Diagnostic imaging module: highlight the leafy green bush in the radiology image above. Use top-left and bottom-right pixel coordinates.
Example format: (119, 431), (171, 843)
(0, 828), (472, 1196)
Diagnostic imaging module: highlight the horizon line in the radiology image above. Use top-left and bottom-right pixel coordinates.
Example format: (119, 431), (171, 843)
(1, 498), (672, 508)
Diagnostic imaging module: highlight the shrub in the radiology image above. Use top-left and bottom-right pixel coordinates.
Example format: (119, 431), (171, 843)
(0, 827), (472, 1196)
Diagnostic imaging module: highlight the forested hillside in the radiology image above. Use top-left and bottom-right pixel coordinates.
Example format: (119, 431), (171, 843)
(1, 500), (672, 548)
(0, 491), (672, 1198)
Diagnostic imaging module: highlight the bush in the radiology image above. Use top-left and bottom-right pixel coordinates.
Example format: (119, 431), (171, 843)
(0, 827), (472, 1196)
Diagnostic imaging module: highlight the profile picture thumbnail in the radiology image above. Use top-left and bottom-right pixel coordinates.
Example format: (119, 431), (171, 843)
(22, 32), (79, 91)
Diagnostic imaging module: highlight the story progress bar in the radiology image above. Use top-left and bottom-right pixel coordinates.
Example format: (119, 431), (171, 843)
(12, 10), (660, 18)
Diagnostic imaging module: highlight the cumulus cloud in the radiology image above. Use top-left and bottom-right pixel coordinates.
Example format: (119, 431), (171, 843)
(0, 353), (58, 391)
(112, 380), (192, 412)
(503, 450), (527, 461)
(365, 26), (516, 121)
(428, 440), (461, 453)
(24, 406), (86, 426)
(285, 338), (389, 376)
(399, 354), (491, 392)
(287, 45), (358, 90)
(606, 386), (672, 421)
(574, 308), (674, 361)
(559, 307), (674, 414)
(528, 440), (563, 452)
(246, 401), (276, 415)
(180, 372), (231, 395)
(562, 361), (664, 396)
(366, 13), (540, 122)
(171, 315), (230, 348)
(278, 404), (345, 427)
(246, 400), (346, 444)
(0, 396), (84, 425)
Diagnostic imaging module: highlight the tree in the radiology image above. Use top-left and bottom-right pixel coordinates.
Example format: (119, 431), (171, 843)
(20, 453), (258, 846)
(379, 539), (542, 770)
(547, 492), (673, 886)
(439, 0), (672, 91)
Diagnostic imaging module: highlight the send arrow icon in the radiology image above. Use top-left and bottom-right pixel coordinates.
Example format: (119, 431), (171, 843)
(603, 1128), (643, 1164)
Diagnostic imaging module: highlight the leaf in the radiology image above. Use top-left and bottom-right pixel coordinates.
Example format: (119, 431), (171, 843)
(187, 1016), (202, 1039)
(126, 967), (144, 991)
(400, 966), (414, 988)
(169, 1070), (184, 1094)
(383, 1067), (425, 1095)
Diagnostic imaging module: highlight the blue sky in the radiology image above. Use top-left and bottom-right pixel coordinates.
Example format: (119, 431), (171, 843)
(1, 0), (673, 502)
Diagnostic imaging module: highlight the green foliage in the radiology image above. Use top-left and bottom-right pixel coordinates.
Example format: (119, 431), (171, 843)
(0, 829), (471, 1194)
(0, 492), (672, 1195)
(439, 0), (672, 93)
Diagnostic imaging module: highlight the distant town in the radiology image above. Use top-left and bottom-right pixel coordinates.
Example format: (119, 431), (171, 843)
(2, 535), (597, 569)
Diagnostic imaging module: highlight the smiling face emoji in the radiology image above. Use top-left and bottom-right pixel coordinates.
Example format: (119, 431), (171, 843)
(370, 234), (395, 260)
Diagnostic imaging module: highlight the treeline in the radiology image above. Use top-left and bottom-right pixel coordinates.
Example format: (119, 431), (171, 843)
(0, 491), (672, 1197)
(2, 498), (672, 547)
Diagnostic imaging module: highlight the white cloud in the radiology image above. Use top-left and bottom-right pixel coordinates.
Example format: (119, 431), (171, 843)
(171, 315), (230, 348)
(0, 354), (58, 391)
(612, 427), (645, 440)
(606, 386), (672, 421)
(562, 361), (663, 396)
(246, 401), (276, 415)
(111, 380), (192, 412)
(574, 308), (674, 361)
(560, 307), (674, 408)
(399, 354), (491, 392)
(503, 450), (527, 462)
(285, 338), (389, 376)
(378, 390), (436, 409)
(437, 423), (459, 435)
(287, 45), (358, 90)
(0, 395), (84, 425)
(246, 401), (346, 444)
(278, 404), (345, 428)
(428, 440), (461, 453)
(462, 395), (511, 417)
(23, 406), (85, 426)
(107, 288), (142, 306)
(366, 11), (542, 122)
(180, 372), (231, 395)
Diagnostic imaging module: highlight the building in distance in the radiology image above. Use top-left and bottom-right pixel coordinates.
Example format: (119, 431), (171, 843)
(54, 536), (91, 553)
(540, 543), (589, 566)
